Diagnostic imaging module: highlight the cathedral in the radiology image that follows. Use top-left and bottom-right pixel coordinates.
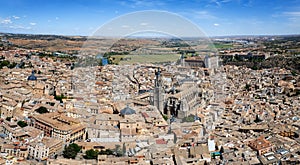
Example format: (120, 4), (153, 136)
(151, 68), (201, 119)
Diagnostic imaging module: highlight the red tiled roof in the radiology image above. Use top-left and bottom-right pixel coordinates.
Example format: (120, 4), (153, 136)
(156, 139), (167, 145)
(248, 136), (272, 151)
(141, 112), (149, 118)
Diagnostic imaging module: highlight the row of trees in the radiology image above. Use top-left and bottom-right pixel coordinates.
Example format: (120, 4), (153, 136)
(62, 143), (123, 160)
(63, 143), (81, 159)
(4, 117), (28, 128)
(0, 60), (17, 69)
(54, 94), (67, 103)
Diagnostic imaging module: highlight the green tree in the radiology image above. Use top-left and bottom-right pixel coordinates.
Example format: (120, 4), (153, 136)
(8, 62), (17, 69)
(115, 144), (123, 157)
(182, 114), (196, 123)
(245, 84), (251, 91)
(1, 60), (10, 66)
(54, 94), (67, 103)
(35, 106), (49, 114)
(122, 143), (126, 156)
(63, 143), (81, 159)
(84, 149), (99, 159)
(17, 121), (28, 128)
(98, 149), (114, 155)
(0, 60), (10, 69)
(162, 114), (168, 121)
(70, 143), (81, 152)
(291, 70), (297, 76)
(98, 59), (103, 66)
(5, 117), (12, 122)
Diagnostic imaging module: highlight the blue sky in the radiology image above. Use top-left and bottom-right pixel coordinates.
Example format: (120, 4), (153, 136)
(0, 0), (299, 36)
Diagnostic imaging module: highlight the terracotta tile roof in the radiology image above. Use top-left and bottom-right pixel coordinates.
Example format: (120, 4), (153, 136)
(156, 139), (167, 145)
(248, 136), (272, 151)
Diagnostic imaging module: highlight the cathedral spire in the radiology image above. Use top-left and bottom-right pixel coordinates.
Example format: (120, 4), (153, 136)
(155, 67), (161, 87)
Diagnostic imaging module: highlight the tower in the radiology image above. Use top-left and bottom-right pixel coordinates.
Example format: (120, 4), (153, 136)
(152, 68), (164, 113)
(204, 55), (219, 68)
(180, 52), (185, 66)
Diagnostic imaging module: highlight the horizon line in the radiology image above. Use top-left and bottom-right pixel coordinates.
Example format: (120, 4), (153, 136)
(1, 32), (300, 39)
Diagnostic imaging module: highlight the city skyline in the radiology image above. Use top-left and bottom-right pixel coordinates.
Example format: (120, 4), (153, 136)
(0, 0), (299, 36)
(1, 2), (300, 163)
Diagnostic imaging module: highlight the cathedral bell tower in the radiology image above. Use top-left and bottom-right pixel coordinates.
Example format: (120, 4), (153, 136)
(152, 68), (164, 113)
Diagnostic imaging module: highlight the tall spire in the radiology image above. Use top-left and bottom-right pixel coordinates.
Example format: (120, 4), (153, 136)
(155, 67), (161, 87)
(152, 67), (164, 113)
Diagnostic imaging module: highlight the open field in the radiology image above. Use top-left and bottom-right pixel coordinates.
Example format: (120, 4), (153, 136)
(112, 54), (181, 64)
(208, 43), (233, 49)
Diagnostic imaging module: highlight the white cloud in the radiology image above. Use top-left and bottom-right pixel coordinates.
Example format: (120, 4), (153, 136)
(221, 0), (233, 2)
(9, 25), (31, 30)
(119, 0), (165, 8)
(47, 17), (59, 23)
(282, 11), (300, 28)
(12, 16), (20, 19)
(208, 0), (234, 8)
(210, 0), (221, 7)
(194, 11), (217, 19)
(140, 22), (148, 26)
(0, 16), (35, 31)
(214, 23), (220, 26)
(1, 19), (12, 24)
(283, 11), (300, 17)
(121, 25), (130, 28)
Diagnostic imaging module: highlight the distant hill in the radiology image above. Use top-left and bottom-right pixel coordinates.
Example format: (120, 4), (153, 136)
(0, 32), (87, 41)
(224, 55), (300, 74)
(0, 33), (87, 53)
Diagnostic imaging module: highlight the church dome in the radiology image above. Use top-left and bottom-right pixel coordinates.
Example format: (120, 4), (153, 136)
(27, 70), (37, 81)
(120, 105), (136, 115)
